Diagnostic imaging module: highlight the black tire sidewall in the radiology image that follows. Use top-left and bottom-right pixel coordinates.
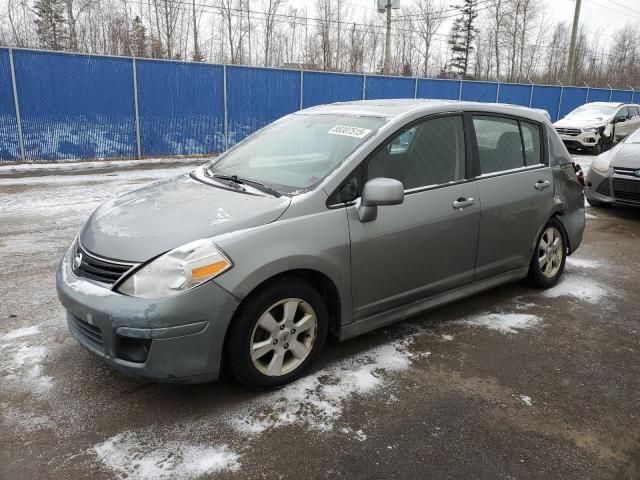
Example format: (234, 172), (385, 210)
(528, 218), (567, 289)
(225, 278), (329, 389)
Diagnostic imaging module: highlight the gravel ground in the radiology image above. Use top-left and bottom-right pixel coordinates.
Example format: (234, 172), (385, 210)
(1, 155), (638, 479)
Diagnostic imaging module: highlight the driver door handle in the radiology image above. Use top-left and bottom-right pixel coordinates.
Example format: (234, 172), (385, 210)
(535, 180), (551, 190)
(453, 197), (475, 209)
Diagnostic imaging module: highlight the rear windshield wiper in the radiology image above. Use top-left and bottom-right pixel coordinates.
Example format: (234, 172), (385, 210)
(208, 170), (281, 197)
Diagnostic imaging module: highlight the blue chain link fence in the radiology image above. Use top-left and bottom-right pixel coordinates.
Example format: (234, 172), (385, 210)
(1, 46), (639, 162)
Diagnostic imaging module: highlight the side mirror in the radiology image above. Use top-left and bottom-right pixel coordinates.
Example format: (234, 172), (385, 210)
(358, 178), (404, 222)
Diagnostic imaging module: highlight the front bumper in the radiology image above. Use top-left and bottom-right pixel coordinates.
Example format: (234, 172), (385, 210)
(586, 168), (640, 207)
(56, 245), (240, 383)
(558, 131), (601, 149)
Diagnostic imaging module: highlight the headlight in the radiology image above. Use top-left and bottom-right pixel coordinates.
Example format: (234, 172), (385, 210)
(583, 126), (601, 133)
(118, 239), (232, 298)
(591, 153), (611, 174)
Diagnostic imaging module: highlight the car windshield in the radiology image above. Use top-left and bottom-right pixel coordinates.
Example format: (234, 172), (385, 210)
(567, 105), (616, 120)
(625, 128), (640, 144)
(206, 114), (386, 194)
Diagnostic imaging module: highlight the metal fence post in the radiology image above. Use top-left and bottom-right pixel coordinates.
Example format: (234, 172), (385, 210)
(495, 81), (500, 103)
(528, 84), (534, 107)
(458, 79), (463, 101)
(362, 74), (367, 100)
(414, 77), (418, 98)
(8, 48), (25, 162)
(131, 58), (142, 159)
(556, 86), (564, 122)
(300, 68), (304, 110)
(223, 64), (228, 150)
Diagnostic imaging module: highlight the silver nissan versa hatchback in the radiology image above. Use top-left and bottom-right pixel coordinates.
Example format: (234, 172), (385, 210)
(56, 100), (585, 389)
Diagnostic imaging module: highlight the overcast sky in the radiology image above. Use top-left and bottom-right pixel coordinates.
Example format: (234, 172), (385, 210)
(289, 0), (640, 47)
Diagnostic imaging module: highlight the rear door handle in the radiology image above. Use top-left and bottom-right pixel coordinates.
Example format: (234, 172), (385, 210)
(535, 180), (551, 190)
(453, 197), (475, 209)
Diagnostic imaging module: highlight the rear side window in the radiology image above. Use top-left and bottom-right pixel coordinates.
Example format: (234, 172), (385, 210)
(473, 115), (544, 174)
(367, 115), (465, 189)
(521, 121), (542, 166)
(473, 116), (524, 174)
(630, 106), (640, 118)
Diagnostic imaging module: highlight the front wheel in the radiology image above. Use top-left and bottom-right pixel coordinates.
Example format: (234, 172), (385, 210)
(225, 278), (329, 389)
(528, 219), (567, 288)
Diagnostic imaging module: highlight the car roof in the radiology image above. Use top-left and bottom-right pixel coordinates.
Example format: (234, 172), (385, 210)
(298, 99), (550, 124)
(577, 102), (626, 108)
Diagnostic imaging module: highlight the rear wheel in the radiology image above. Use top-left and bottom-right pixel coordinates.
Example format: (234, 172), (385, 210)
(225, 278), (329, 389)
(528, 218), (567, 288)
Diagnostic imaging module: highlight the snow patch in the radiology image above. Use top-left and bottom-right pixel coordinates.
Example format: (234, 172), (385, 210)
(2, 325), (40, 340)
(585, 212), (598, 220)
(542, 275), (608, 304)
(0, 334), (53, 395)
(519, 394), (532, 406)
(93, 431), (240, 480)
(566, 257), (600, 269)
(441, 334), (454, 341)
(459, 313), (542, 334)
(229, 339), (414, 435)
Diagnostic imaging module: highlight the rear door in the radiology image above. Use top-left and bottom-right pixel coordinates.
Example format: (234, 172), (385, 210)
(346, 114), (480, 320)
(471, 114), (554, 280)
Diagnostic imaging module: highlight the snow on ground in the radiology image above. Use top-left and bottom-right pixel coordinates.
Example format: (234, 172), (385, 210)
(228, 338), (414, 435)
(458, 313), (543, 334)
(0, 157), (208, 174)
(566, 257), (601, 269)
(93, 432), (241, 480)
(0, 324), (53, 396)
(543, 274), (610, 304)
(518, 395), (533, 406)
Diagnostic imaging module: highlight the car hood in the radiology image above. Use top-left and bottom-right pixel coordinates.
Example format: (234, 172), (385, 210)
(80, 172), (291, 262)
(554, 115), (610, 129)
(610, 143), (640, 169)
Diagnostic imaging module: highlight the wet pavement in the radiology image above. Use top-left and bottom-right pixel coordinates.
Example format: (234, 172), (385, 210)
(1, 156), (638, 479)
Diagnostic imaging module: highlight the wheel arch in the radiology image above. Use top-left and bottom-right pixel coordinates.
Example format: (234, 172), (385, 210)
(226, 268), (343, 341)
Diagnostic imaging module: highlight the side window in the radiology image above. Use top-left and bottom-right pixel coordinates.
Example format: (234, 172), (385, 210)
(367, 115), (466, 190)
(616, 107), (629, 120)
(520, 121), (542, 166)
(473, 116), (524, 174)
(631, 106), (640, 118)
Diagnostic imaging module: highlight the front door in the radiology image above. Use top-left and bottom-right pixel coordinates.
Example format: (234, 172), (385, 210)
(470, 115), (554, 280)
(347, 114), (480, 320)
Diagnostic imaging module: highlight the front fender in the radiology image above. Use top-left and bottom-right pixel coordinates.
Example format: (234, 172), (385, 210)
(212, 208), (353, 326)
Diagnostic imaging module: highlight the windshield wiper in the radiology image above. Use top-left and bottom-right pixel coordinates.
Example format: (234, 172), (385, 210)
(203, 168), (246, 192)
(207, 169), (281, 197)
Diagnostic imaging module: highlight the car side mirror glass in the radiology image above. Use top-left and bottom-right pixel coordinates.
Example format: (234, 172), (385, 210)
(358, 177), (404, 222)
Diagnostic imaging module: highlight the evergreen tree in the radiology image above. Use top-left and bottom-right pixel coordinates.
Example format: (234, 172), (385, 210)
(130, 16), (148, 57)
(33, 0), (67, 50)
(448, 0), (478, 78)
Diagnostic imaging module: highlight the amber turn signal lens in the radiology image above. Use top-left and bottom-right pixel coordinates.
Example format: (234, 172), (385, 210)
(191, 260), (229, 279)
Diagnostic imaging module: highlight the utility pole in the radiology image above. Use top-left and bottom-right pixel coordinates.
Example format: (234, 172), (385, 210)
(566, 0), (582, 85)
(336, 0), (341, 71)
(383, 0), (392, 74)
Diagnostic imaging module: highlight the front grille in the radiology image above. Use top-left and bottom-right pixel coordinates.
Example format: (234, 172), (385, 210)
(69, 315), (104, 352)
(613, 167), (640, 177)
(556, 127), (581, 136)
(73, 242), (136, 285)
(596, 179), (611, 196)
(613, 178), (640, 204)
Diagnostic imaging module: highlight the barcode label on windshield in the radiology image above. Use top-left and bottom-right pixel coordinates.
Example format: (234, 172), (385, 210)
(327, 125), (372, 138)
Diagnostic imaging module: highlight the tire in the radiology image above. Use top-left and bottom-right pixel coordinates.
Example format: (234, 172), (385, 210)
(528, 218), (567, 289)
(225, 277), (329, 389)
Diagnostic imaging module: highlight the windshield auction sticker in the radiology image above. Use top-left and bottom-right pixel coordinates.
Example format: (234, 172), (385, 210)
(327, 125), (372, 138)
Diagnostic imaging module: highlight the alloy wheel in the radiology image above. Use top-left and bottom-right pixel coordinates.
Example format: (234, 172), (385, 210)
(249, 298), (318, 376)
(538, 226), (564, 278)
